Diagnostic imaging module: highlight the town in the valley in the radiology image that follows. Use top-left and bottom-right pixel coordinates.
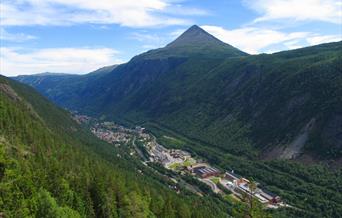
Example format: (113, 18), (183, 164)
(73, 114), (286, 209)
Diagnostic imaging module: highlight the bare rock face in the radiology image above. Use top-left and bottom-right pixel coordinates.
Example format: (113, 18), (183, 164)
(264, 118), (316, 160)
(279, 118), (316, 159)
(0, 83), (21, 101)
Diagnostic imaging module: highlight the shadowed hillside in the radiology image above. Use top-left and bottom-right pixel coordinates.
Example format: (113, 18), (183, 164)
(15, 26), (342, 163)
(0, 75), (234, 217)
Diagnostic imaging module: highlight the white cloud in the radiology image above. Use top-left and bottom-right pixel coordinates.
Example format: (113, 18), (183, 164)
(130, 32), (167, 50)
(284, 40), (304, 50)
(202, 25), (307, 53)
(306, 35), (342, 45)
(170, 28), (187, 38)
(0, 0), (205, 27)
(245, 0), (342, 24)
(0, 28), (37, 42)
(131, 33), (163, 43)
(130, 29), (186, 50)
(164, 4), (209, 16)
(141, 44), (160, 50)
(0, 47), (123, 76)
(202, 25), (341, 54)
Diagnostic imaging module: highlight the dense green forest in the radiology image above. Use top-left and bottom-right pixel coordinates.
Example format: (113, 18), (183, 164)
(144, 122), (342, 218)
(0, 76), (236, 217)
(2, 76), (341, 217)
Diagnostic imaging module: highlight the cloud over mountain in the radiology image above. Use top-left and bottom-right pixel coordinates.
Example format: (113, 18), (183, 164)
(0, 47), (122, 76)
(0, 0), (205, 27)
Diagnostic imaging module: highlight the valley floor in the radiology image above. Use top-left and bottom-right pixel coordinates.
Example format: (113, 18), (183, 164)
(73, 113), (289, 210)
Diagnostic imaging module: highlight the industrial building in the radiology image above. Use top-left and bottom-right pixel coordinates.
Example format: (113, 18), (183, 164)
(193, 166), (220, 178)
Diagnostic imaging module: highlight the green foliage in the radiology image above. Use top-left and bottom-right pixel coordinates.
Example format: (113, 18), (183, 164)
(0, 77), (233, 217)
(157, 136), (186, 149)
(33, 189), (81, 218)
(148, 124), (342, 217)
(10, 32), (342, 217)
(232, 199), (270, 218)
(14, 41), (342, 160)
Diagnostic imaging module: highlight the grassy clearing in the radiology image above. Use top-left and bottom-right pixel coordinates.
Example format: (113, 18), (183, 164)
(169, 162), (181, 170)
(183, 158), (196, 167)
(224, 194), (240, 203)
(160, 135), (186, 148)
(210, 177), (220, 184)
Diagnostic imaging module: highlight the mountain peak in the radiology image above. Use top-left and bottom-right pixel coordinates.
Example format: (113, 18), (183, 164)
(136, 25), (248, 60)
(166, 25), (224, 48)
(186, 24), (205, 33)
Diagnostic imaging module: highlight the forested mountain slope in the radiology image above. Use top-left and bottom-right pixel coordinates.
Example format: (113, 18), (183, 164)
(14, 25), (342, 162)
(0, 75), (232, 217)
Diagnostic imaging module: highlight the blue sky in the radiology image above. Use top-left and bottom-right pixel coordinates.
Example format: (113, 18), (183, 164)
(1, 0), (341, 76)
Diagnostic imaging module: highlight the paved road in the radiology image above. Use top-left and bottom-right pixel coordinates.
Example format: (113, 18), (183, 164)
(200, 178), (220, 193)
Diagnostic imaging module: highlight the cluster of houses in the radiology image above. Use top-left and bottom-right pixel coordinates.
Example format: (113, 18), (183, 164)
(148, 143), (193, 168)
(88, 122), (147, 145)
(91, 127), (131, 144)
(79, 116), (283, 208)
(72, 114), (92, 124)
(169, 149), (191, 160)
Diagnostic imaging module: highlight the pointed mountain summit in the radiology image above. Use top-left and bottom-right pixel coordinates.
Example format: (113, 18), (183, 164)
(167, 25), (226, 48)
(139, 25), (248, 59)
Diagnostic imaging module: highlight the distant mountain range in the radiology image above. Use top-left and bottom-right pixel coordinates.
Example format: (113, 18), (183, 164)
(14, 25), (342, 164)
